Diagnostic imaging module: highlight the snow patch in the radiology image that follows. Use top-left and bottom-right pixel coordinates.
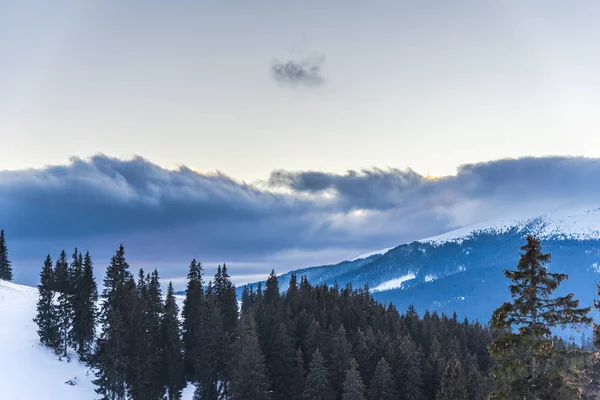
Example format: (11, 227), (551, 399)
(371, 274), (416, 292)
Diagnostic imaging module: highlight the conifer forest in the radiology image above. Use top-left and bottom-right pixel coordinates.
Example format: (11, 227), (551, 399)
(16, 232), (600, 399)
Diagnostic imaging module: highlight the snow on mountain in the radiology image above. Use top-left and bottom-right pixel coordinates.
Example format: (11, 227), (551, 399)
(370, 273), (416, 292)
(424, 206), (600, 245)
(0, 280), (195, 400)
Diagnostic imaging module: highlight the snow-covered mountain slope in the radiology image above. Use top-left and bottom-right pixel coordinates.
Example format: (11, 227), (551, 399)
(241, 205), (600, 324)
(0, 281), (195, 400)
(423, 206), (600, 244)
(0, 281), (97, 399)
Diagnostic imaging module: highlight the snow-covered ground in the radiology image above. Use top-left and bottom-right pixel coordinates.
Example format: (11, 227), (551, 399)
(0, 280), (97, 399)
(0, 280), (195, 400)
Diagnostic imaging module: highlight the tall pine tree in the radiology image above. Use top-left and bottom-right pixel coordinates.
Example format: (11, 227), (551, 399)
(93, 244), (133, 400)
(182, 259), (204, 382)
(162, 282), (185, 400)
(71, 251), (98, 361)
(342, 358), (367, 400)
(33, 255), (60, 350)
(231, 311), (272, 400)
(489, 236), (591, 399)
(368, 357), (396, 400)
(54, 250), (72, 358)
(0, 230), (12, 281)
(435, 358), (467, 400)
(304, 349), (333, 400)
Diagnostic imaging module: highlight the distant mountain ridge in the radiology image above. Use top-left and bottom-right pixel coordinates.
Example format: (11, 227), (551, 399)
(240, 206), (600, 325)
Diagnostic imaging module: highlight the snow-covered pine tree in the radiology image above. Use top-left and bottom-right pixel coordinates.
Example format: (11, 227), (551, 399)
(0, 230), (13, 281)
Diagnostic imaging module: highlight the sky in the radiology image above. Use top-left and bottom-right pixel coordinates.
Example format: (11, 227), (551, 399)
(2, 1), (600, 287)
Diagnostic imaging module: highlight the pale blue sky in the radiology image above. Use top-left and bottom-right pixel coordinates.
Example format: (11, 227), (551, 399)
(3, 1), (600, 182)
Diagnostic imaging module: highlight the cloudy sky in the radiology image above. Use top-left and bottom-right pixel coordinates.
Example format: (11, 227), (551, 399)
(2, 1), (600, 286)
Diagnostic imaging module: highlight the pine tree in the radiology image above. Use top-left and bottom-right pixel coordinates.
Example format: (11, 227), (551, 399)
(489, 236), (592, 399)
(327, 324), (352, 396)
(54, 250), (72, 358)
(368, 357), (396, 400)
(132, 269), (165, 400)
(34, 255), (60, 350)
(291, 347), (306, 400)
(436, 358), (467, 400)
(231, 311), (272, 400)
(162, 282), (185, 400)
(93, 244), (133, 400)
(71, 251), (97, 361)
(303, 349), (333, 400)
(394, 335), (424, 400)
(270, 323), (296, 399)
(0, 230), (13, 281)
(214, 264), (238, 397)
(342, 358), (367, 400)
(182, 259), (204, 381)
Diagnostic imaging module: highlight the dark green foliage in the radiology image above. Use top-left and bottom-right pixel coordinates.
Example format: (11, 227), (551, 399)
(93, 244), (133, 400)
(327, 324), (352, 396)
(162, 282), (185, 400)
(393, 334), (425, 400)
(54, 250), (72, 358)
(304, 349), (333, 400)
(270, 323), (296, 400)
(436, 358), (467, 400)
(0, 230), (12, 281)
(292, 347), (306, 400)
(342, 358), (366, 400)
(71, 250), (98, 361)
(231, 311), (272, 400)
(34, 255), (60, 350)
(182, 259), (205, 382)
(489, 236), (592, 399)
(368, 357), (395, 400)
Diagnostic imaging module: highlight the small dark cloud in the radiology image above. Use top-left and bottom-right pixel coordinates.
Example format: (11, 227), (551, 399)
(271, 55), (325, 87)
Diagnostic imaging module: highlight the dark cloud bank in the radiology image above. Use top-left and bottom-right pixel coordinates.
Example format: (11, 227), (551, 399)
(3, 155), (600, 286)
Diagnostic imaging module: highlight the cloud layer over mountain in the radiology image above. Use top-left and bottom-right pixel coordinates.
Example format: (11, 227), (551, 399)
(2, 155), (599, 285)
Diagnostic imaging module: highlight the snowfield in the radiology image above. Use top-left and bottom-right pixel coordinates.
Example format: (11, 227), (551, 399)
(0, 280), (195, 400)
(0, 280), (97, 399)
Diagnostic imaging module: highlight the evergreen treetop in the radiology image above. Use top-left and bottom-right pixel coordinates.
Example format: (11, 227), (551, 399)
(0, 230), (13, 281)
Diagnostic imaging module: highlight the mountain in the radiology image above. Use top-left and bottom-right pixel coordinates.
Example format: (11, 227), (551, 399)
(0, 280), (195, 399)
(241, 206), (600, 326)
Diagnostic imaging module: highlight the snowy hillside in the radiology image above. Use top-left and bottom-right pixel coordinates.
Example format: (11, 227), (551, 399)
(239, 205), (600, 324)
(0, 281), (195, 400)
(0, 280), (97, 399)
